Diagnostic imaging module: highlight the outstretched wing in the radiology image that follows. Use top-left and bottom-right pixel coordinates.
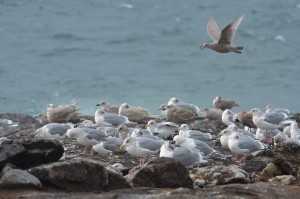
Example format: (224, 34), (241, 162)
(207, 17), (221, 43)
(219, 15), (244, 45)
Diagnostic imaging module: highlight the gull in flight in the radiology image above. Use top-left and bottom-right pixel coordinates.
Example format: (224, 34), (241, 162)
(200, 15), (244, 53)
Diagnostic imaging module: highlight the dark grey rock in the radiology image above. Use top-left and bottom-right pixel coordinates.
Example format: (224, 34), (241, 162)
(0, 165), (41, 189)
(0, 140), (26, 170)
(28, 157), (129, 191)
(126, 157), (194, 189)
(190, 165), (250, 188)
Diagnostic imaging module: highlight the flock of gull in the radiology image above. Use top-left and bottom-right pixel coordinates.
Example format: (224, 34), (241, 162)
(32, 96), (300, 168)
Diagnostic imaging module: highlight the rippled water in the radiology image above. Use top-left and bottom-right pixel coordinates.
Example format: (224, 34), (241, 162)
(0, 0), (299, 116)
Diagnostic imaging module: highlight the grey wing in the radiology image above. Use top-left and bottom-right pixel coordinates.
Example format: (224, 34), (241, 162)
(85, 129), (107, 141)
(188, 130), (212, 141)
(207, 17), (221, 43)
(173, 148), (200, 166)
(104, 113), (127, 126)
(137, 138), (164, 151)
(238, 137), (263, 152)
(263, 113), (286, 124)
(103, 137), (123, 151)
(219, 15), (244, 44)
(46, 123), (71, 136)
(194, 139), (214, 155)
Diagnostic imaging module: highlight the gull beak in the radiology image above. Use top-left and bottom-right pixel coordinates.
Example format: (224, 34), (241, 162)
(120, 144), (125, 150)
(200, 45), (204, 49)
(96, 104), (100, 106)
(217, 133), (222, 138)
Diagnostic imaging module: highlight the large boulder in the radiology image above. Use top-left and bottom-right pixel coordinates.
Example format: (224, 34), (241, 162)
(190, 165), (250, 188)
(125, 157), (193, 189)
(0, 165), (41, 189)
(0, 139), (64, 170)
(28, 157), (129, 191)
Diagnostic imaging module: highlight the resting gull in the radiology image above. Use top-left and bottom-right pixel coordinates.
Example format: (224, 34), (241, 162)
(222, 109), (236, 126)
(160, 141), (206, 167)
(179, 124), (213, 142)
(249, 108), (291, 131)
(173, 135), (214, 156)
(165, 104), (199, 124)
(265, 104), (290, 115)
(167, 97), (200, 114)
(120, 137), (164, 165)
(96, 101), (119, 114)
(95, 109), (132, 127)
(47, 101), (80, 123)
(201, 107), (223, 120)
(200, 15), (244, 53)
(0, 119), (19, 128)
(93, 136), (123, 155)
(35, 123), (73, 140)
(213, 96), (239, 110)
(233, 111), (256, 130)
(146, 120), (178, 139)
(118, 103), (156, 122)
(131, 128), (160, 140)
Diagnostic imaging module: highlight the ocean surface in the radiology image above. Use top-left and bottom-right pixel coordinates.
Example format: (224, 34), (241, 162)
(0, 0), (299, 116)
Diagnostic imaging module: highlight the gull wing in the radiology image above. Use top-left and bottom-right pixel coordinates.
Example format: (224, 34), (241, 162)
(207, 17), (221, 43)
(218, 15), (244, 45)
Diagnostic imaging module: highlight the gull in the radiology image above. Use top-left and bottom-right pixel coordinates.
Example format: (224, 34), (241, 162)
(167, 97), (200, 114)
(255, 128), (279, 144)
(146, 120), (179, 139)
(35, 123), (73, 140)
(96, 101), (119, 114)
(200, 107), (223, 120)
(160, 141), (206, 167)
(173, 135), (215, 156)
(179, 124), (213, 142)
(222, 109), (236, 126)
(166, 104), (199, 124)
(118, 103), (157, 123)
(47, 101), (80, 123)
(233, 111), (256, 130)
(116, 124), (134, 141)
(157, 103), (167, 118)
(120, 137), (164, 165)
(290, 121), (300, 144)
(249, 108), (291, 131)
(0, 119), (19, 128)
(265, 104), (291, 115)
(213, 96), (239, 110)
(66, 127), (107, 155)
(95, 109), (132, 127)
(130, 128), (160, 140)
(93, 136), (123, 155)
(200, 15), (244, 53)
(228, 131), (265, 166)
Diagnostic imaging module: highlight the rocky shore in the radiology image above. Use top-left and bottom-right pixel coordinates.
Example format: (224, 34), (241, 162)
(0, 113), (300, 199)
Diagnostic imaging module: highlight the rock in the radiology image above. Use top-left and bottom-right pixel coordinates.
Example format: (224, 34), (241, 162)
(189, 118), (225, 134)
(0, 165), (41, 189)
(268, 175), (297, 185)
(190, 165), (250, 188)
(259, 162), (282, 181)
(0, 140), (26, 170)
(0, 139), (64, 170)
(0, 182), (291, 199)
(125, 157), (193, 188)
(0, 113), (36, 125)
(28, 157), (129, 191)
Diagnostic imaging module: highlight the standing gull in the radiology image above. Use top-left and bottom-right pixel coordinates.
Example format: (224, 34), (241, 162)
(200, 15), (244, 53)
(233, 111), (256, 130)
(213, 96), (239, 110)
(116, 124), (134, 141)
(120, 137), (164, 165)
(93, 136), (123, 155)
(228, 132), (265, 166)
(222, 109), (236, 126)
(47, 101), (80, 123)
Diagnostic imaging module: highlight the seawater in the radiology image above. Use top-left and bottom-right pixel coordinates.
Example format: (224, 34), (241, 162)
(0, 0), (299, 116)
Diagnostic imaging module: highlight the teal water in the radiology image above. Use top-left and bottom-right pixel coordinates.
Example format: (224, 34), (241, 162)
(0, 0), (299, 116)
